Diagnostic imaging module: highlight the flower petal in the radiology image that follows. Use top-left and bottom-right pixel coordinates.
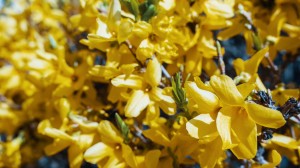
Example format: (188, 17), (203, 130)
(246, 103), (286, 128)
(210, 75), (244, 105)
(68, 145), (83, 168)
(186, 113), (218, 143)
(231, 108), (257, 159)
(271, 134), (298, 149)
(144, 56), (162, 87)
(111, 74), (144, 90)
(84, 142), (112, 164)
(143, 127), (170, 147)
(260, 150), (281, 168)
(244, 47), (268, 75)
(216, 106), (239, 149)
(98, 120), (123, 144)
(236, 82), (256, 100)
(198, 137), (224, 168)
(125, 90), (150, 117)
(122, 144), (137, 168)
(145, 150), (161, 168)
(185, 81), (220, 113)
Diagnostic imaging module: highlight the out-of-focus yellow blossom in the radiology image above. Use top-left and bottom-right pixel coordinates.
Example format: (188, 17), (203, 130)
(272, 84), (300, 106)
(1, 0), (300, 167)
(0, 135), (23, 167)
(263, 133), (300, 165)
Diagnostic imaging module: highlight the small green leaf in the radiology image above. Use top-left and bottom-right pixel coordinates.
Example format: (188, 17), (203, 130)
(115, 113), (130, 144)
(141, 4), (157, 22)
(121, 0), (140, 21)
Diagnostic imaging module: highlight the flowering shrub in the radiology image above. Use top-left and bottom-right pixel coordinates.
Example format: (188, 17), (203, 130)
(1, 0), (300, 167)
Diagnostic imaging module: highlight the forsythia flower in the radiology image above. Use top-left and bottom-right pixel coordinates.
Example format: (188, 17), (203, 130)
(0, 0), (300, 167)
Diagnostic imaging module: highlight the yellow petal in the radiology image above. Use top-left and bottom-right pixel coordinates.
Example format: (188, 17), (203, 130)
(216, 106), (239, 149)
(68, 145), (83, 168)
(185, 81), (220, 114)
(107, 0), (121, 32)
(186, 113), (218, 143)
(120, 63), (139, 77)
(37, 120), (73, 141)
(108, 86), (127, 103)
(198, 137), (223, 168)
(145, 103), (160, 124)
(145, 150), (161, 168)
(132, 21), (152, 39)
(276, 37), (300, 50)
(185, 46), (202, 76)
(236, 82), (256, 100)
(44, 139), (70, 156)
(84, 142), (112, 164)
(89, 65), (120, 80)
(143, 127), (170, 147)
(122, 144), (137, 168)
(271, 134), (298, 149)
(118, 19), (133, 43)
(55, 98), (71, 120)
(125, 90), (150, 117)
(246, 103), (286, 128)
(210, 75), (244, 105)
(144, 57), (162, 87)
(69, 114), (98, 133)
(111, 74), (144, 90)
(244, 47), (269, 75)
(203, 0), (234, 19)
(260, 150), (281, 168)
(231, 109), (257, 159)
(150, 88), (176, 115)
(136, 39), (155, 62)
(98, 120), (123, 143)
(218, 19), (245, 40)
(95, 18), (114, 40)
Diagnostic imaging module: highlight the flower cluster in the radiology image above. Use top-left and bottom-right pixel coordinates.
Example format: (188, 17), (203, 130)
(0, 0), (300, 167)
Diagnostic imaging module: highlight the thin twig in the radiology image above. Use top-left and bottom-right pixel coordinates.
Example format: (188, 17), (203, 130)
(124, 40), (144, 67)
(161, 65), (171, 81)
(215, 40), (226, 74)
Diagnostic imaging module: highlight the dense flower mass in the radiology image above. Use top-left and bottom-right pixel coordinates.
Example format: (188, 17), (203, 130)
(1, 0), (300, 167)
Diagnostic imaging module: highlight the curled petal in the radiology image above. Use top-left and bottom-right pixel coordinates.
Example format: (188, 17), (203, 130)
(185, 81), (220, 113)
(246, 103), (286, 128)
(210, 75), (244, 105)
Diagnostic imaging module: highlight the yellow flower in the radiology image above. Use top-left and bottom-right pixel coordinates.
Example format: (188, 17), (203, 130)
(186, 75), (285, 160)
(38, 119), (94, 168)
(84, 120), (138, 167)
(272, 84), (300, 106)
(111, 56), (175, 117)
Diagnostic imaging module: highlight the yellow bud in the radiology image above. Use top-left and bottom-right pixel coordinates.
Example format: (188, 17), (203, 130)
(144, 57), (161, 87)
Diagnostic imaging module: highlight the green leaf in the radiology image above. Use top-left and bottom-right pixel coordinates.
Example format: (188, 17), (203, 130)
(121, 0), (140, 21)
(141, 4), (157, 22)
(115, 113), (130, 144)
